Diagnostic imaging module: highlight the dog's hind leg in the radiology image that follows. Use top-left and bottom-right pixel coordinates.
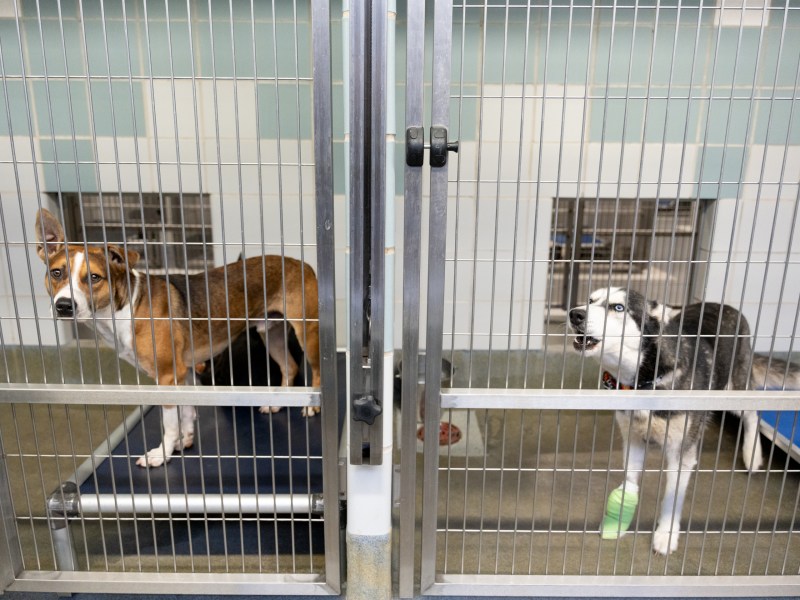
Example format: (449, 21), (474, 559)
(290, 318), (321, 387)
(652, 443), (697, 556)
(257, 320), (299, 414)
(289, 318), (321, 416)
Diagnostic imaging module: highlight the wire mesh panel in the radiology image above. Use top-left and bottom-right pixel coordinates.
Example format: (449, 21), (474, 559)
(405, 0), (800, 595)
(0, 0), (341, 594)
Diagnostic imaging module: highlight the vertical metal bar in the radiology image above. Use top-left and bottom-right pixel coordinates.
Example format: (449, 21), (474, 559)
(267, 0), (294, 426)
(287, 1), (317, 570)
(206, 0), (236, 394)
(399, 0), (425, 594)
(420, 0), (453, 591)
(140, 1), (180, 569)
(0, 425), (21, 586)
(27, 0), (81, 386)
(311, 0), (341, 591)
(486, 6), (512, 572)
(448, 2), (469, 576)
(1, 1), (62, 384)
(5, 405), (39, 569)
(74, 0), (134, 570)
(222, 0), (249, 572)
(527, 1), (553, 388)
(249, 0), (268, 569)
(161, 0), (201, 568)
(465, 0), (488, 389)
(178, 0), (217, 570)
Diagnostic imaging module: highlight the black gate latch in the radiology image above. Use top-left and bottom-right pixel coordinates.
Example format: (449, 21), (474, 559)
(429, 125), (459, 168)
(353, 394), (382, 425)
(406, 126), (424, 167)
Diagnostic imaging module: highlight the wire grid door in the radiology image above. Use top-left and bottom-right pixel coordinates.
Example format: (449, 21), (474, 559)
(402, 0), (800, 596)
(0, 0), (340, 595)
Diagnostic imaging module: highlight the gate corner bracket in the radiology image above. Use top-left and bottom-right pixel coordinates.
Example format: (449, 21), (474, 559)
(47, 481), (80, 526)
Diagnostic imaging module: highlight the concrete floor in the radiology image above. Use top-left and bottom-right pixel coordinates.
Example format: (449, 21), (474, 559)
(0, 342), (799, 591)
(399, 345), (800, 581)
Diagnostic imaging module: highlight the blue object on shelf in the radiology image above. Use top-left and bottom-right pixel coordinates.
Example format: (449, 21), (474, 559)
(759, 410), (800, 463)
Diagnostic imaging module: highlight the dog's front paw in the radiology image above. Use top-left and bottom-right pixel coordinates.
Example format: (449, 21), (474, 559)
(259, 406), (283, 414)
(136, 448), (170, 468)
(302, 406), (320, 417)
(652, 529), (680, 555)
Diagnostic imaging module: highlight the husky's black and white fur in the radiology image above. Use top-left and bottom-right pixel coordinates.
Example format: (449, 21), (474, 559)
(569, 287), (800, 555)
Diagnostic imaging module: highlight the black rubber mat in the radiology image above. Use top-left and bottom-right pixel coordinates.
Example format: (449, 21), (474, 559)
(80, 404), (327, 496)
(71, 332), (344, 558)
(79, 329), (343, 496)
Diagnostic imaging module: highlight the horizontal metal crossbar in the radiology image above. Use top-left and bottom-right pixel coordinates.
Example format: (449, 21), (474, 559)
(425, 575), (800, 597)
(8, 572), (334, 596)
(0, 384), (320, 407)
(441, 388), (800, 411)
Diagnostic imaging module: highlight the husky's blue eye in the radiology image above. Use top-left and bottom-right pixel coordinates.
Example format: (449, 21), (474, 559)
(613, 304), (625, 312)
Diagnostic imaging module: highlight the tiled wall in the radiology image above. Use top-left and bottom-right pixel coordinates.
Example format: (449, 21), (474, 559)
(393, 0), (800, 352)
(0, 0), (344, 347)
(0, 0), (798, 352)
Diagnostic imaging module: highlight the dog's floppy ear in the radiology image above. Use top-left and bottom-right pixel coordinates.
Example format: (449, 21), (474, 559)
(108, 244), (140, 269)
(35, 209), (65, 262)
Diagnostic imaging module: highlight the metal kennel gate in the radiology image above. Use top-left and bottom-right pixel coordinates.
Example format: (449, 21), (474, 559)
(3, 0), (800, 598)
(0, 0), (341, 595)
(400, 0), (800, 597)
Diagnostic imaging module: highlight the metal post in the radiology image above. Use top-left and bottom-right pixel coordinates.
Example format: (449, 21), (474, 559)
(344, 0), (393, 598)
(420, 0), (454, 593)
(348, 0), (386, 467)
(311, 0), (342, 592)
(399, 0), (426, 595)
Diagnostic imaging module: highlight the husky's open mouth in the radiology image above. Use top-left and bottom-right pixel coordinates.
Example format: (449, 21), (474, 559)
(573, 335), (600, 351)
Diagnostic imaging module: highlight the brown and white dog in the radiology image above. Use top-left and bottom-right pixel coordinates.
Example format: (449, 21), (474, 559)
(35, 208), (321, 468)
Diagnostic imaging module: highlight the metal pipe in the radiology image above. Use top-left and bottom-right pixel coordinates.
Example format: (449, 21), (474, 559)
(61, 493), (324, 516)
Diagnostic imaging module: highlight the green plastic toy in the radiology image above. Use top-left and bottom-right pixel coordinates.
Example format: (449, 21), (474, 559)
(601, 483), (639, 539)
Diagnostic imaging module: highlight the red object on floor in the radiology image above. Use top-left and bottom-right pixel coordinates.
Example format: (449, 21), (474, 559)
(417, 421), (462, 446)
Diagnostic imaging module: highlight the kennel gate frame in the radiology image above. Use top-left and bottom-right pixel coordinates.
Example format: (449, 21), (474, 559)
(400, 0), (800, 596)
(0, 0), (341, 594)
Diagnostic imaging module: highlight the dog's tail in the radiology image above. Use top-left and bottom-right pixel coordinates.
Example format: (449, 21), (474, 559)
(751, 355), (800, 390)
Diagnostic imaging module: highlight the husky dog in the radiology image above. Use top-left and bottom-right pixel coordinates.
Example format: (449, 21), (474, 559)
(569, 286), (799, 555)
